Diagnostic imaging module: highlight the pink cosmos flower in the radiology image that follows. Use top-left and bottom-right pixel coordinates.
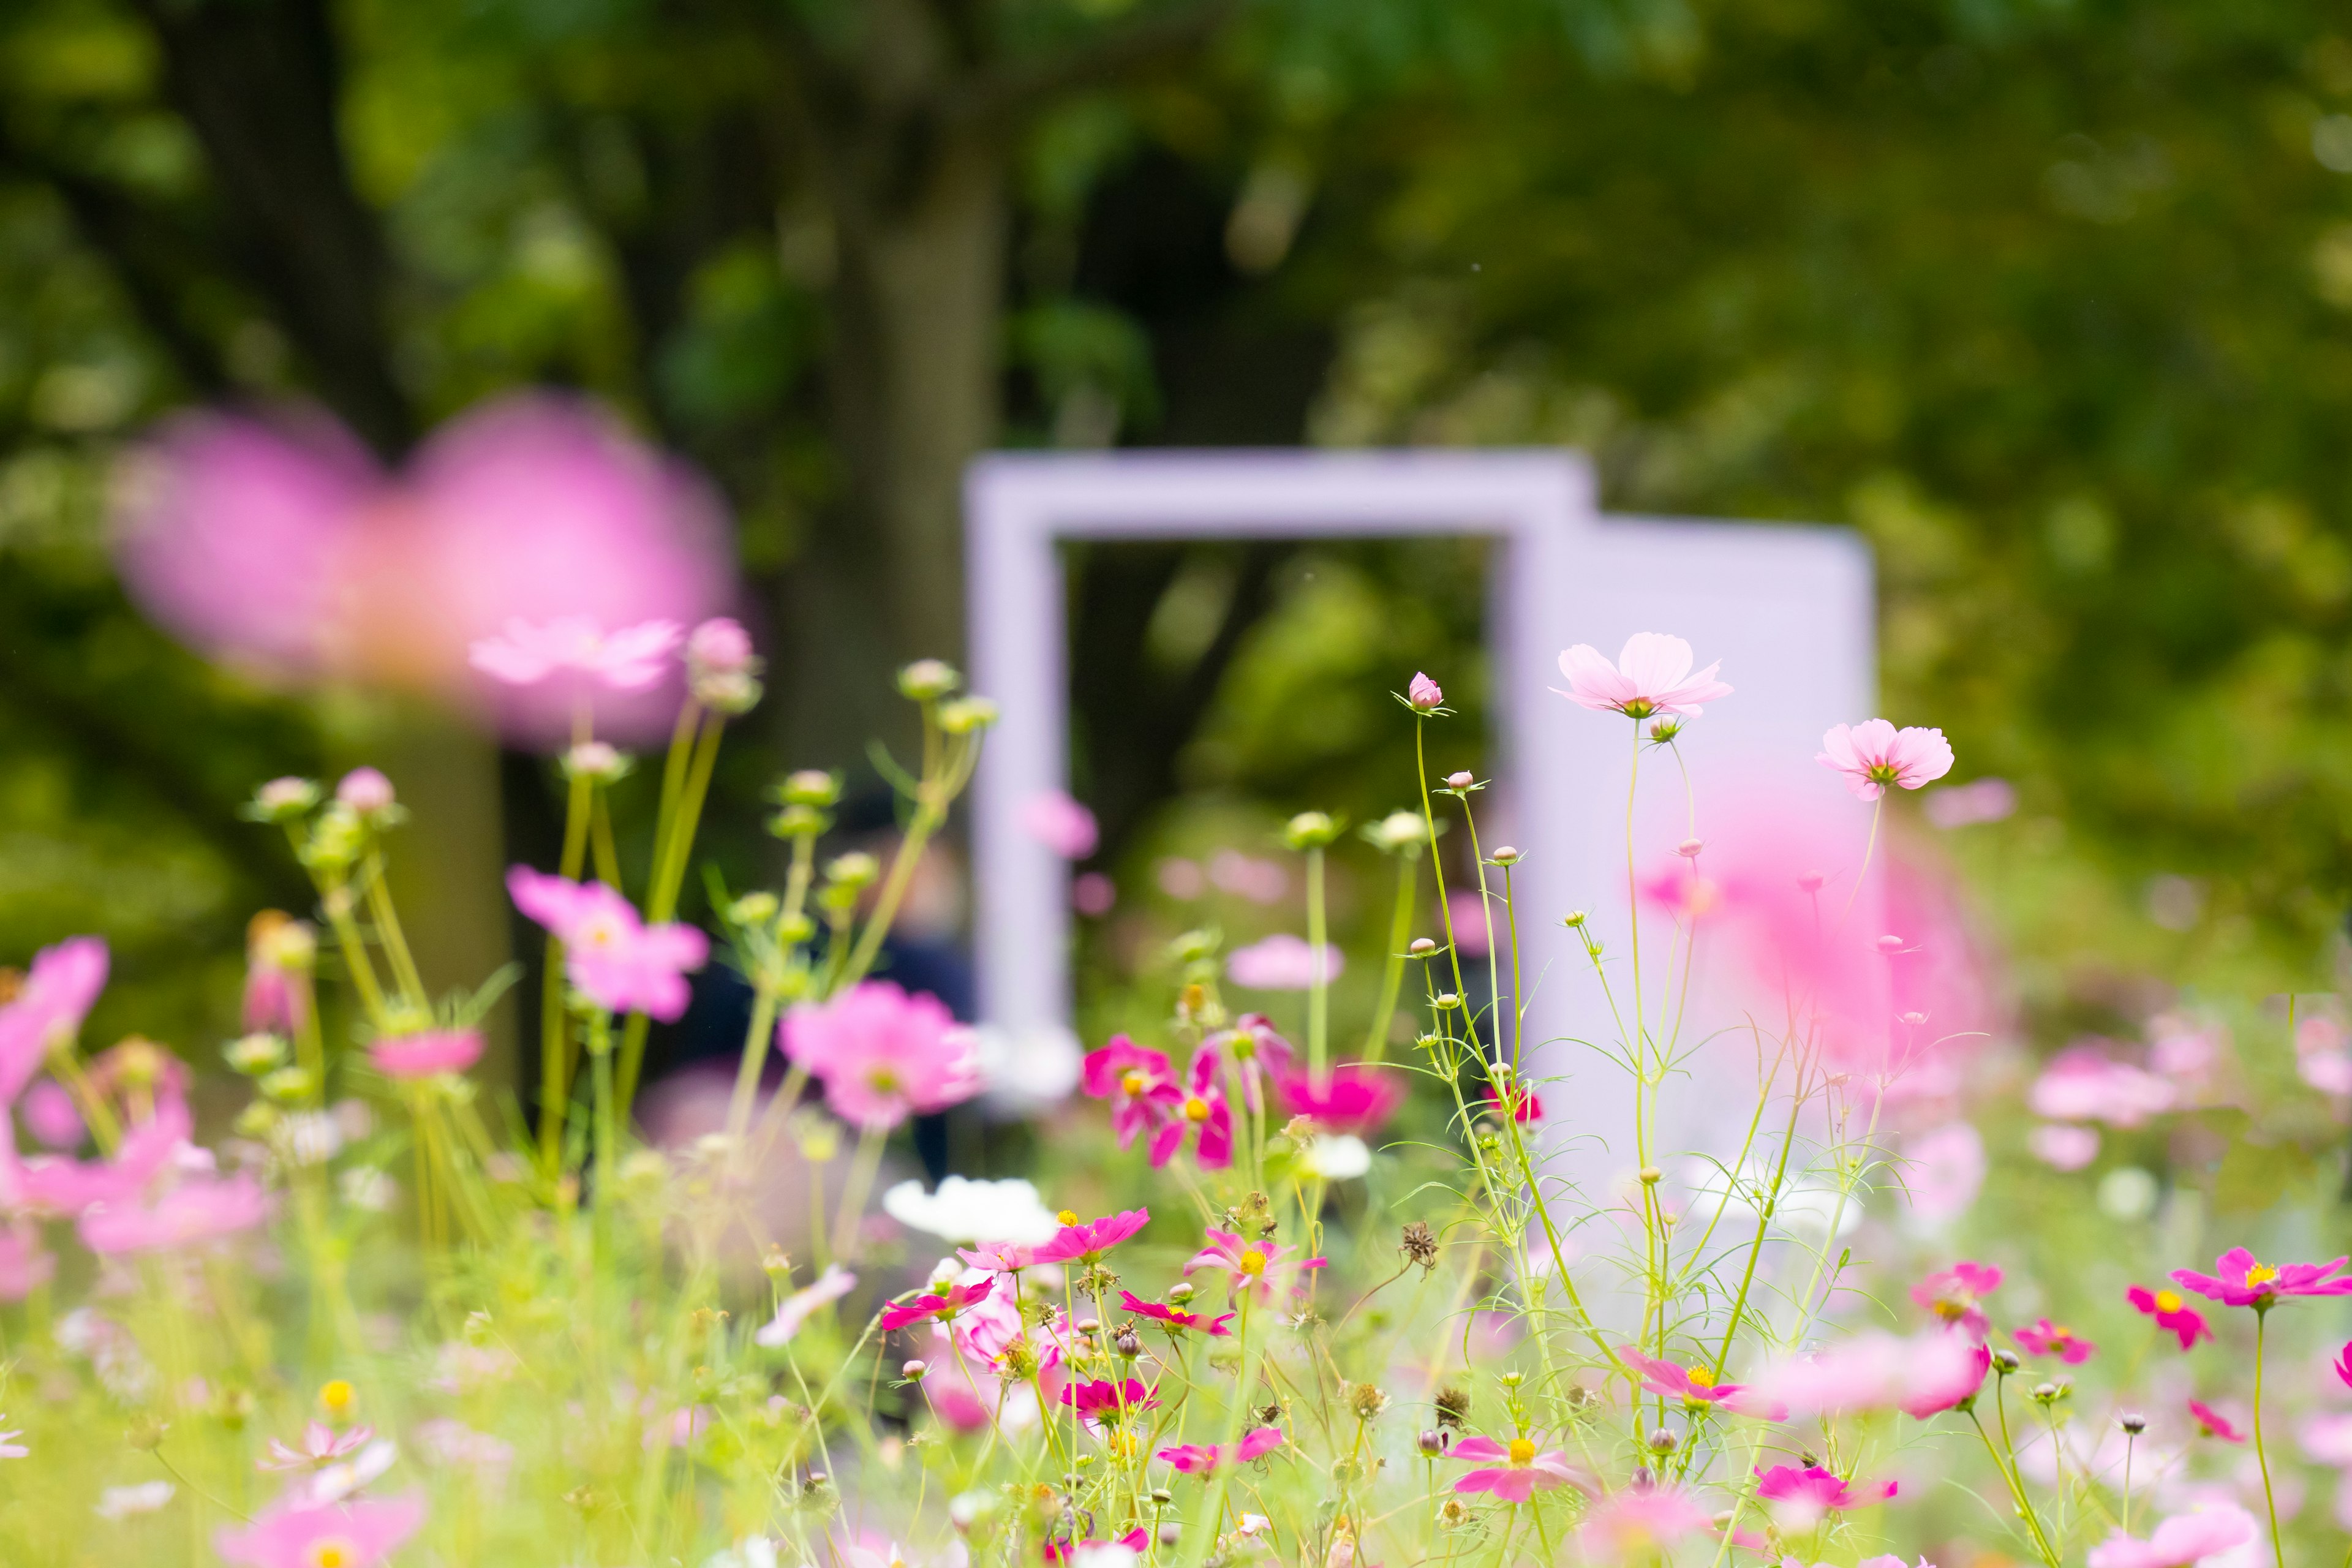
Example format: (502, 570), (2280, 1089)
(2173, 1247), (2352, 1309)
(877, 1276), (997, 1333)
(1020, 791), (1099, 860)
(1749, 1329), (1989, 1419)
(262, 1422), (377, 1471)
(1276, 1063), (1402, 1136)
(215, 1493), (426, 1568)
(1556, 633), (1732, 720)
(1081, 1036), (1177, 1153)
(0, 1226), (54, 1302)
(2029, 1123), (2101, 1170)
(1898, 1338), (1991, 1419)
(2189, 1401), (2247, 1442)
(1041, 1528), (1148, 1565)
(1157, 1426), (1284, 1474)
(16, 1096), (192, 1216)
(1448, 1434), (1592, 1502)
(243, 914), (312, 1037)
(1912, 1261), (2002, 1337)
(954, 1241), (1036, 1273)
(2015, 1319), (2096, 1365)
(2335, 1341), (2352, 1390)
(1816, 720), (1956, 801)
(1485, 1086), (1542, 1124)
(1144, 1049), (1234, 1169)
(1116, 1291), (1234, 1336)
(1182, 1228), (1326, 1307)
(1613, 1347), (1785, 1419)
(0, 1419), (22, 1459)
(2084, 1504), (2257, 1568)
(1027, 1209), (1148, 1267)
(1227, 935), (1343, 990)
(1578, 1485), (1710, 1558)
(2128, 1286), (2215, 1351)
(0, 935), (107, 1105)
(1755, 1463), (1897, 1513)
(1408, 671), (1444, 710)
(1208, 850), (1287, 903)
(755, 1265), (858, 1348)
(1211, 1013), (1293, 1117)
(368, 1030), (483, 1079)
(21, 1080), (83, 1151)
(1903, 1122), (1986, 1224)
(2029, 1046), (2177, 1127)
(778, 982), (982, 1131)
(1058, 1377), (1158, 1418)
(336, 767), (397, 815)
(78, 1172), (269, 1254)
(468, 615), (682, 692)
(507, 869), (709, 1021)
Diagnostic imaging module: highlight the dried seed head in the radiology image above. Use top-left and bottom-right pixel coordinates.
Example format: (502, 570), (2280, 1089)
(1434, 1385), (1472, 1428)
(1399, 1221), (1439, 1272)
(1347, 1383), (1391, 1421)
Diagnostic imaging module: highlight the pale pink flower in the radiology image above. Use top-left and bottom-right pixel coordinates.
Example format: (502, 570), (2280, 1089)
(1227, 935), (1341, 991)
(0, 1419), (23, 1460)
(1913, 1260), (2003, 1336)
(1816, 720), (1956, 800)
(1072, 873), (1116, 916)
(1578, 1486), (1710, 1559)
(1408, 671), (1444, 710)
(2084, 1504), (2257, 1568)
(78, 1172), (268, 1253)
(334, 767), (397, 815)
(686, 616), (755, 674)
(367, 1030), (482, 1079)
(1902, 1123), (1985, 1224)
(1182, 1227), (1325, 1306)
(469, 615), (681, 691)
(1924, 776), (2016, 827)
(1157, 1425), (1285, 1475)
(2150, 1014), (2223, 1083)
(1754, 1461), (1898, 1525)
(214, 1493), (425, 1568)
(2029, 1123), (2101, 1170)
(2029, 1046), (2176, 1126)
(2301, 1052), (2352, 1096)
(413, 1418), (513, 1474)
(1207, 850), (1286, 904)
(262, 1421), (376, 1471)
(507, 868), (708, 1021)
(1556, 633), (1732, 719)
(0, 935), (107, 1105)
(1749, 1329), (1989, 1417)
(0, 1226), (54, 1302)
(779, 982), (982, 1131)
(1022, 791), (1099, 859)
(17, 1095), (192, 1216)
(1447, 1434), (1591, 1501)
(21, 1079), (84, 1150)
(755, 1264), (858, 1348)
(2301, 1411), (2352, 1466)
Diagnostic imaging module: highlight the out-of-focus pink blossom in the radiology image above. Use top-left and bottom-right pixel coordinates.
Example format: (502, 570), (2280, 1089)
(1816, 720), (1956, 801)
(1557, 633), (1732, 720)
(1924, 776), (2017, 828)
(685, 616), (755, 674)
(2174, 1247), (2352, 1309)
(2129, 1286), (2215, 1351)
(469, 616), (681, 691)
(261, 1421), (376, 1471)
(2015, 1319), (2096, 1364)
(17, 1095), (191, 1216)
(243, 913), (313, 1037)
(2190, 1400), (2248, 1442)
(2337, 1341), (2352, 1391)
(2302, 1053), (2352, 1096)
(1578, 1485), (1710, 1559)
(0, 1224), (55, 1302)
(2084, 1505), (2257, 1568)
(1157, 1426), (1283, 1474)
(1447, 1434), (1591, 1502)
(1902, 1123), (1985, 1224)
(1749, 1329), (1989, 1419)
(1912, 1261), (2002, 1337)
(1210, 1014), (1292, 1117)
(368, 1030), (482, 1079)
(1183, 1227), (1325, 1306)
(507, 869), (708, 1022)
(78, 1172), (268, 1254)
(1755, 1462), (1897, 1517)
(115, 396), (734, 747)
(1144, 1049), (1233, 1169)
(1276, 1064), (1403, 1135)
(1447, 890), (1494, 954)
(214, 1493), (426, 1568)
(1227, 935), (1341, 990)
(1021, 791), (1099, 860)
(755, 1265), (858, 1348)
(1156, 858), (1207, 900)
(1408, 672), (1444, 710)
(334, 767), (397, 815)
(2303, 1412), (2352, 1466)
(21, 1080), (83, 1150)
(0, 936), (107, 1106)
(2028, 1046), (2176, 1127)
(1208, 850), (1286, 905)
(1072, 873), (1116, 916)
(1080, 1036), (1176, 1153)
(2150, 1014), (2224, 1084)
(413, 1418), (513, 1475)
(1058, 1377), (1158, 1419)
(779, 982), (982, 1131)
(2030, 1124), (2101, 1170)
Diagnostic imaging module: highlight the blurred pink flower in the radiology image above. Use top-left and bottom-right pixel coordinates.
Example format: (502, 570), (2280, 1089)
(1183, 1227), (1325, 1306)
(2190, 1400), (2248, 1442)
(2029, 1123), (2101, 1171)
(2016, 1319), (2097, 1364)
(1277, 1063), (1403, 1135)
(243, 915), (312, 1037)
(261, 1422), (376, 1471)
(79, 1172), (268, 1253)
(468, 616), (681, 692)
(686, 616), (755, 674)
(1578, 1485), (1710, 1559)
(1912, 1260), (2003, 1337)
(214, 1493), (425, 1568)
(1924, 776), (2017, 828)
(778, 982), (981, 1131)
(507, 869), (709, 1021)
(0, 1224), (55, 1302)
(2028, 1046), (2176, 1127)
(1028, 1209), (1148, 1267)
(115, 394), (734, 747)
(754, 1264), (858, 1348)
(1227, 935), (1341, 990)
(2301, 1052), (2352, 1096)
(1080, 1036), (1176, 1152)
(1021, 791), (1099, 860)
(0, 936), (107, 1106)
(1816, 720), (1956, 801)
(2337, 1340), (2352, 1391)
(1208, 850), (1286, 904)
(1902, 1123), (1985, 1224)
(1557, 633), (1732, 720)
(16, 1095), (192, 1216)
(2086, 1507), (2257, 1568)
(1447, 889), (1494, 954)
(1156, 858), (1206, 899)
(334, 767), (397, 815)
(1408, 671), (1444, 710)
(1449, 1434), (1590, 1502)
(2150, 1013), (2223, 1084)
(1158, 1425), (1284, 1475)
(2174, 1247), (2352, 1308)
(2128, 1286), (2215, 1351)
(368, 1030), (483, 1079)
(21, 1080), (83, 1151)
(1144, 1049), (1233, 1169)
(1072, 872), (1116, 916)
(1750, 1329), (1988, 1418)
(1755, 1462), (1897, 1514)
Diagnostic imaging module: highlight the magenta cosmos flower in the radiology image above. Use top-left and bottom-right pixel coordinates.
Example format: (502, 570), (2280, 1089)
(215, 1493), (425, 1568)
(17, 1096), (190, 1216)
(2015, 1319), (2096, 1365)
(1277, 1063), (1402, 1136)
(1755, 1463), (1898, 1512)
(469, 614), (682, 692)
(2335, 1341), (2352, 1390)
(1816, 720), (1956, 801)
(1485, 1085), (1542, 1123)
(1116, 1291), (1234, 1336)
(1027, 1208), (1148, 1267)
(778, 981), (982, 1131)
(0, 935), (107, 1104)
(507, 869), (708, 1021)
(2188, 1400), (2246, 1442)
(1144, 1049), (1234, 1169)
(1557, 633), (1732, 720)
(1614, 1347), (1784, 1419)
(1158, 1425), (1283, 1474)
(1578, 1485), (1709, 1557)
(2084, 1504), (2257, 1568)
(2126, 1285), (2214, 1350)
(1447, 1434), (1592, 1502)
(877, 1275), (997, 1333)
(1912, 1260), (2002, 1337)
(1059, 1376), (1159, 1419)
(2173, 1246), (2352, 1309)
(1081, 1036), (1177, 1152)
(368, 1029), (483, 1079)
(1183, 1228), (1325, 1307)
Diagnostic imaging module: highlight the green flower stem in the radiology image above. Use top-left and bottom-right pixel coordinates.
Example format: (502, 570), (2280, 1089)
(1306, 843), (1329, 1079)
(1360, 854), (1417, 1065)
(2255, 1305), (2285, 1568)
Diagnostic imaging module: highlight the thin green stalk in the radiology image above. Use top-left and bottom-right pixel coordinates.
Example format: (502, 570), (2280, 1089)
(1306, 843), (1329, 1079)
(2255, 1306), (2284, 1568)
(1360, 855), (1417, 1065)
(537, 766), (594, 1167)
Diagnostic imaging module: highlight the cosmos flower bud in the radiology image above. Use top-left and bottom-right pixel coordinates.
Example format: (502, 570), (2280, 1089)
(249, 776), (322, 822)
(2120, 1412), (2147, 1434)
(1564, 910), (1588, 928)
(1991, 1348), (2021, 1373)
(1434, 992), (1461, 1011)
(778, 770), (842, 808)
(1283, 811), (1341, 850)
(1798, 870), (1826, 891)
(826, 853), (880, 889)
(1158, 1523), (1182, 1548)
(1416, 1430), (1446, 1456)
(1409, 937), (1438, 956)
(562, 742), (628, 783)
(1167, 1282), (1194, 1304)
(1488, 845), (1520, 865)
(939, 696), (998, 734)
(901, 1360), (927, 1382)
(1408, 672), (1444, 710)
(1647, 1428), (1679, 1454)
(1876, 934), (1905, 953)
(897, 659), (961, 701)
(1675, 838), (1703, 858)
(1444, 771), (1475, 790)
(687, 617), (756, 675)
(335, 767), (397, 816)
(1115, 1329), (1142, 1358)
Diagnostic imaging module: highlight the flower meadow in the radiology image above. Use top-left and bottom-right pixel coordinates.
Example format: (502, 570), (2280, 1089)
(2, 624), (2351, 1568)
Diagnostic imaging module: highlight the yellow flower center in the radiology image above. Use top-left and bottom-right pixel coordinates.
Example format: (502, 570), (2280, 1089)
(307, 1538), (356, 1568)
(2052, 1324), (2073, 1341)
(1238, 1250), (1267, 1276)
(1058, 1210), (1080, 1227)
(318, 1379), (353, 1416)
(2154, 1289), (2183, 1314)
(1507, 1438), (1537, 1466)
(580, 915), (622, 949)
(1183, 1096), (1211, 1123)
(1685, 1367), (1714, 1388)
(1120, 1071), (1145, 1097)
(869, 1066), (902, 1093)
(2244, 1263), (2279, 1290)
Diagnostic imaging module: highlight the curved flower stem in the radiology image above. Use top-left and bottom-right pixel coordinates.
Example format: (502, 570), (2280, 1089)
(2255, 1305), (2285, 1568)
(537, 760), (594, 1166)
(1306, 843), (1329, 1080)
(828, 1124), (887, 1262)
(1839, 796), (1883, 925)
(1969, 1406), (2060, 1567)
(1360, 855), (1417, 1065)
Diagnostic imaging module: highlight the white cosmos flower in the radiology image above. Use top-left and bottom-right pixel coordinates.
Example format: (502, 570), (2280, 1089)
(1303, 1135), (1372, 1181)
(882, 1177), (1061, 1245)
(95, 1480), (175, 1520)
